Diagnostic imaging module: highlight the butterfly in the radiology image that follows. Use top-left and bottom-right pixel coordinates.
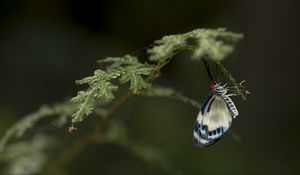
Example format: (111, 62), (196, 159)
(193, 81), (246, 147)
(193, 59), (249, 147)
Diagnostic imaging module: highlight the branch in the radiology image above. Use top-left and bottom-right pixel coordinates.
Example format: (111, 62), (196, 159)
(43, 50), (175, 173)
(43, 93), (133, 174)
(216, 61), (247, 100)
(42, 28), (244, 173)
(141, 86), (201, 109)
(0, 102), (75, 153)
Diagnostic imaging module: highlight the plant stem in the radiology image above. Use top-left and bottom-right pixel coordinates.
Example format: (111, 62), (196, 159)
(42, 47), (184, 174)
(43, 93), (133, 174)
(215, 61), (247, 100)
(43, 45), (243, 173)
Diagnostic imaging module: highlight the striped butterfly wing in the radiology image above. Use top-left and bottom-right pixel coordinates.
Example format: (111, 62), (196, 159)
(193, 93), (233, 147)
(193, 130), (218, 147)
(194, 120), (219, 147)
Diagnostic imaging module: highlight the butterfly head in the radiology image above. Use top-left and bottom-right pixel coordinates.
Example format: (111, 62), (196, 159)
(210, 83), (217, 92)
(211, 82), (226, 96)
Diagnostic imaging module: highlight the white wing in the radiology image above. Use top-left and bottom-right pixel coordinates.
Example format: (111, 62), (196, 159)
(195, 95), (232, 141)
(193, 130), (217, 147)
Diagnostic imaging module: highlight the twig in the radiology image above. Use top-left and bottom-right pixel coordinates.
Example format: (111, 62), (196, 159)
(140, 86), (201, 109)
(42, 43), (245, 173)
(42, 47), (183, 174)
(215, 61), (247, 100)
(43, 93), (133, 174)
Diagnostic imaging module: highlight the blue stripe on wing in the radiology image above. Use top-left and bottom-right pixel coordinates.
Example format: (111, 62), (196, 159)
(206, 127), (227, 140)
(200, 93), (215, 115)
(195, 121), (229, 141)
(194, 134), (217, 147)
(193, 130), (217, 147)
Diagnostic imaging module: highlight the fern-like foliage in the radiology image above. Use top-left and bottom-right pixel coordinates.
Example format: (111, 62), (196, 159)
(0, 134), (54, 174)
(148, 28), (243, 62)
(71, 70), (119, 123)
(0, 28), (245, 174)
(71, 55), (154, 123)
(99, 55), (154, 94)
(0, 102), (75, 153)
(71, 28), (243, 124)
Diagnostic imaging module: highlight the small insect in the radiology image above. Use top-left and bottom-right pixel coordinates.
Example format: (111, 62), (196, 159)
(193, 60), (249, 147)
(68, 124), (77, 134)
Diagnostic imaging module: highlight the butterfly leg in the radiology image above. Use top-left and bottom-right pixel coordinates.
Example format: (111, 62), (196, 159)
(226, 93), (240, 97)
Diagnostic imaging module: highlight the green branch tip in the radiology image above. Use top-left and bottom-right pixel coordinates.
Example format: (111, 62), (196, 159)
(71, 28), (244, 124)
(0, 28), (245, 173)
(71, 55), (154, 123)
(148, 28), (243, 62)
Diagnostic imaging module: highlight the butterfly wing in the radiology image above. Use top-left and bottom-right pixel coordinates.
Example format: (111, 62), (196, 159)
(193, 93), (233, 147)
(201, 95), (233, 140)
(194, 121), (219, 147)
(193, 93), (218, 147)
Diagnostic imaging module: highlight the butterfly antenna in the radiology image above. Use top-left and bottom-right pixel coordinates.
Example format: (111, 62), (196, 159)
(202, 59), (214, 82)
(215, 62), (220, 82)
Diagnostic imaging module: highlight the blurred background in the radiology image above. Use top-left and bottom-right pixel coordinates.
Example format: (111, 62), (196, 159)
(0, 0), (299, 174)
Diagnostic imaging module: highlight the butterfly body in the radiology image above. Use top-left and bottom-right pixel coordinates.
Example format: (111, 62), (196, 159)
(193, 82), (239, 147)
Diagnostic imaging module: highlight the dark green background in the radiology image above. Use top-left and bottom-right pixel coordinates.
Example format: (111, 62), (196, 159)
(0, 0), (299, 174)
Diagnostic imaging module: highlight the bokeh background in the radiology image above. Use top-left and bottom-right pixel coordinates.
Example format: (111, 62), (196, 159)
(0, 0), (299, 174)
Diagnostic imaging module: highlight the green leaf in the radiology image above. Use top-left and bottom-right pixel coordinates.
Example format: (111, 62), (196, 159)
(72, 55), (154, 123)
(119, 65), (153, 94)
(100, 55), (154, 94)
(1, 28), (245, 174)
(71, 70), (119, 123)
(0, 102), (74, 153)
(0, 134), (55, 174)
(98, 55), (140, 69)
(71, 29), (244, 124)
(188, 28), (243, 61)
(148, 28), (243, 62)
